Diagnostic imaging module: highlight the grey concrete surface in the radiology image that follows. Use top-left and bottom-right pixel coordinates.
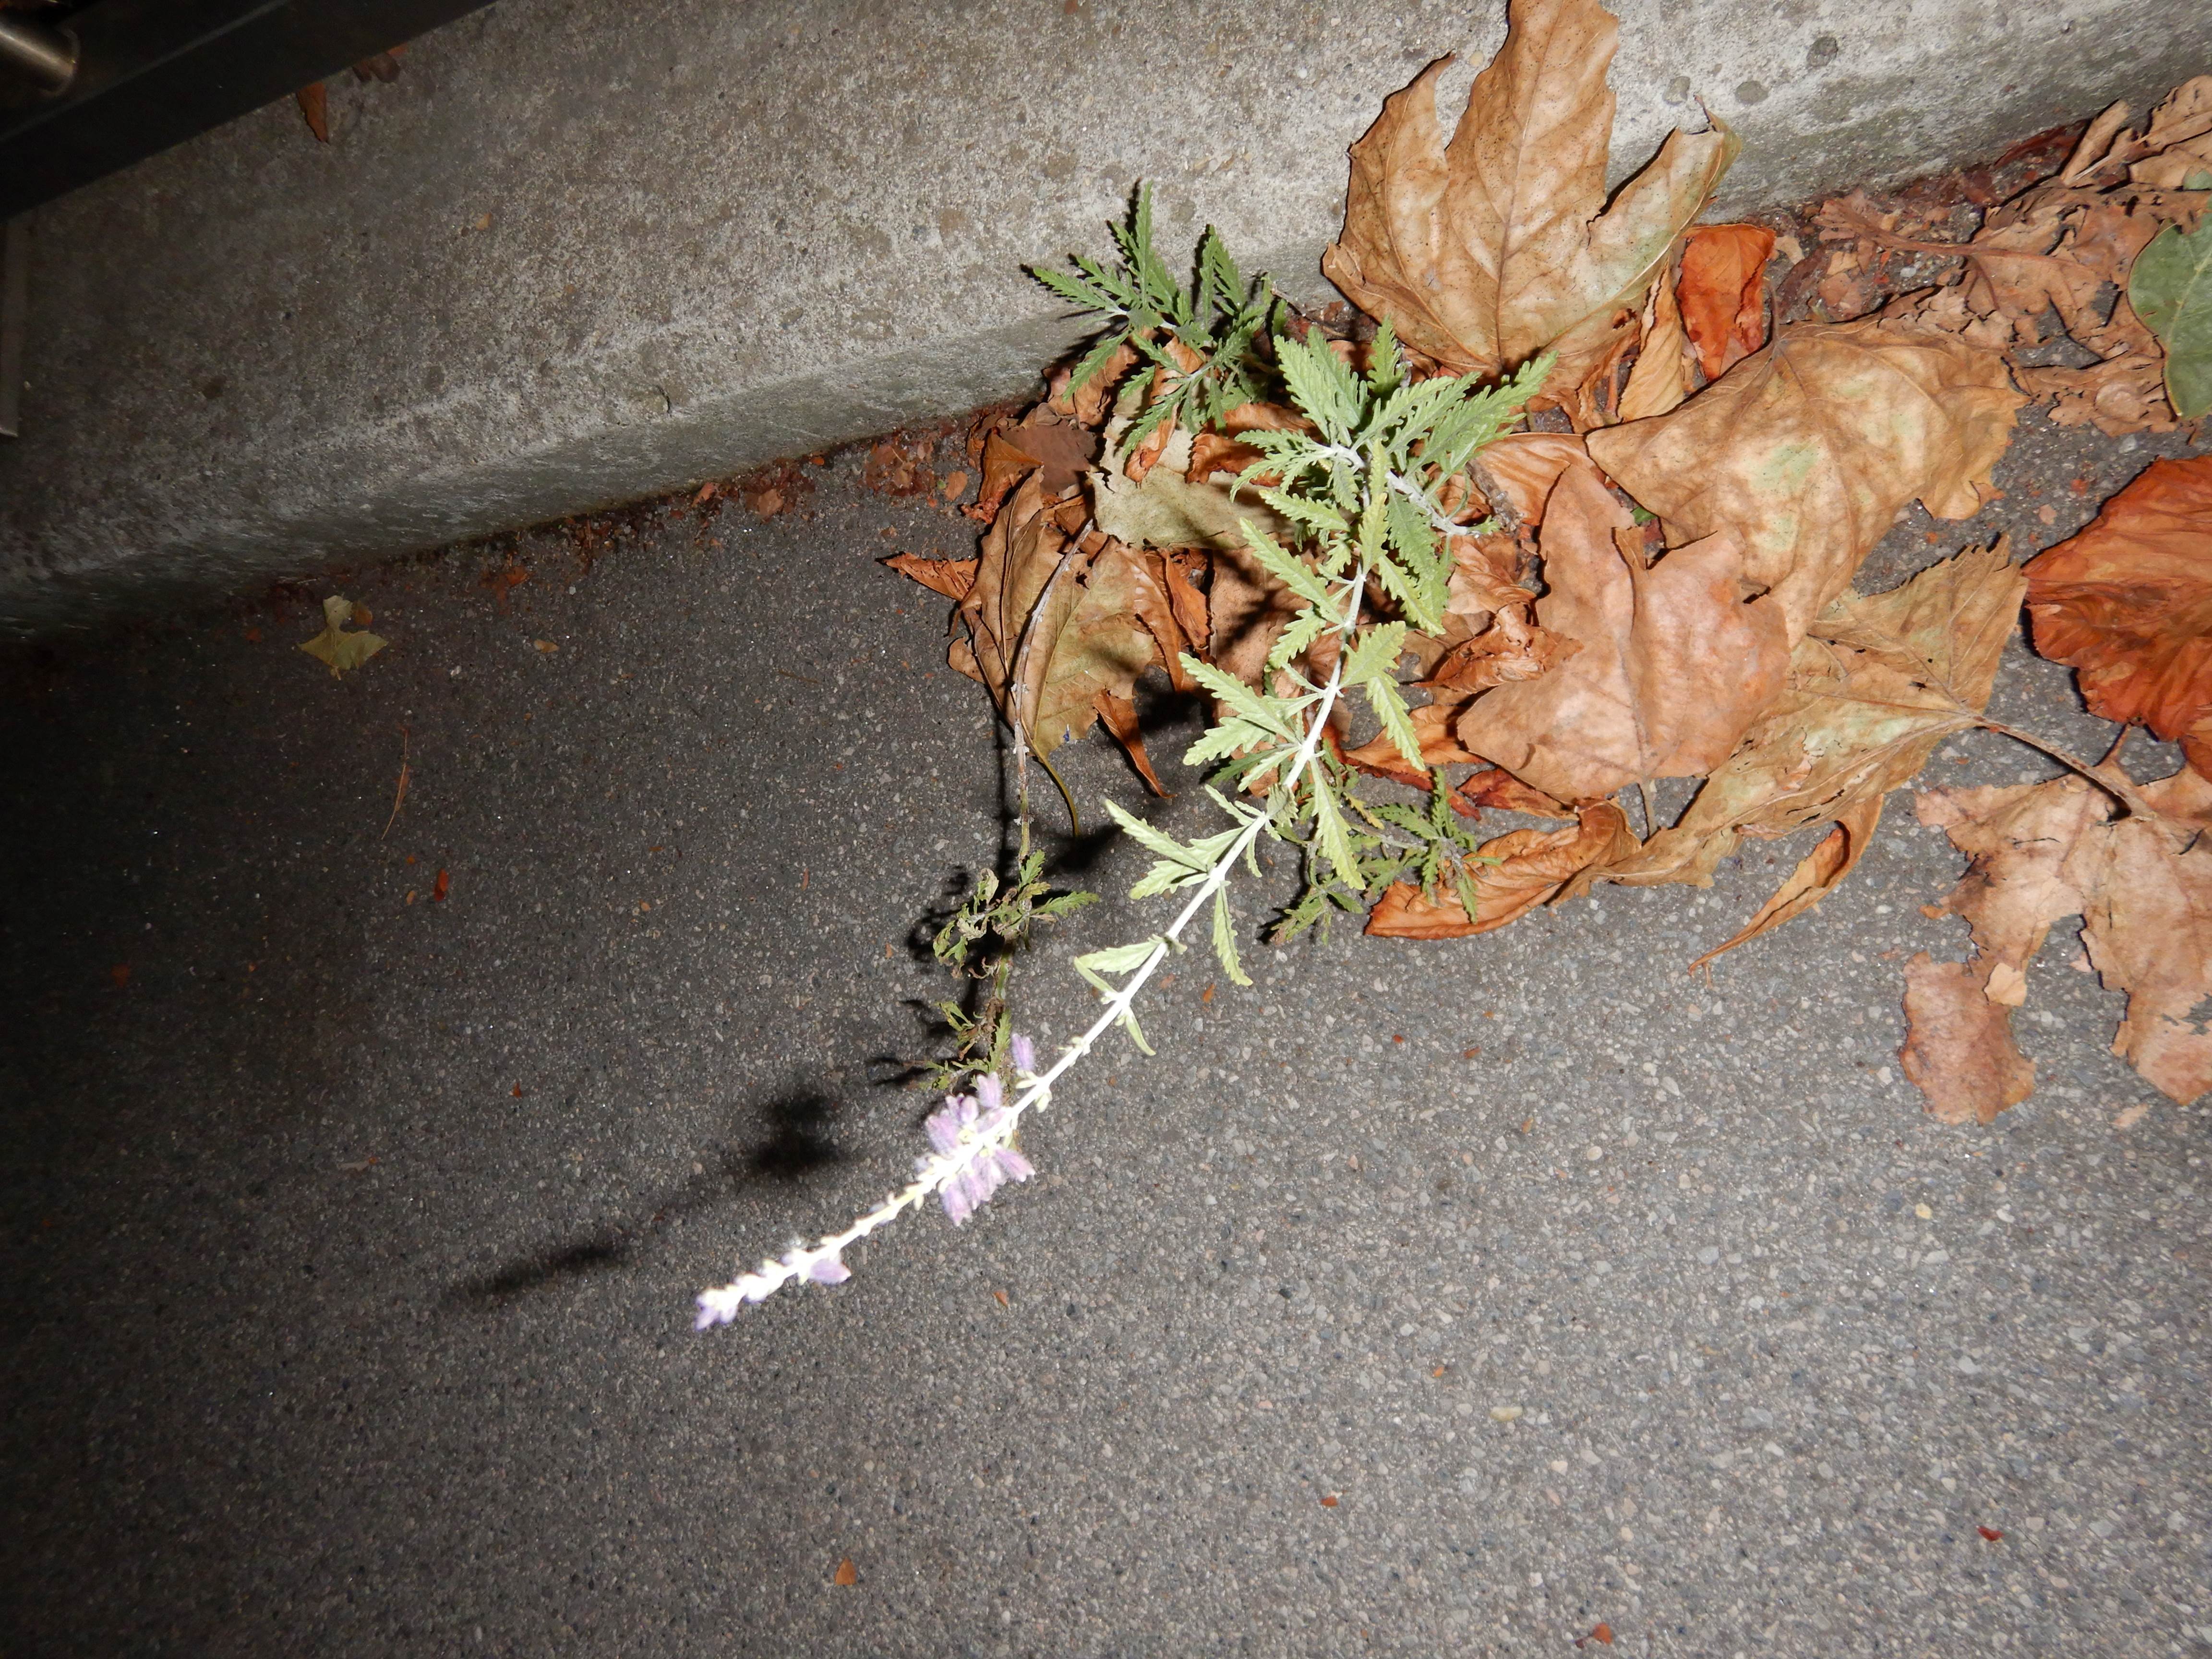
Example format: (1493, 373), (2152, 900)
(5, 0), (2212, 634)
(3, 409), (2209, 1656)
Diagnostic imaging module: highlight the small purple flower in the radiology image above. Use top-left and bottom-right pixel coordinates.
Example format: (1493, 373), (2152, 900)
(695, 1273), (773, 1329)
(1010, 1033), (1037, 1074)
(924, 1091), (1035, 1225)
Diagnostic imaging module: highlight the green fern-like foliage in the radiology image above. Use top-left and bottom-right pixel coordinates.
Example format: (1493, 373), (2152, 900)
(1031, 185), (1278, 456)
(1094, 323), (1551, 978)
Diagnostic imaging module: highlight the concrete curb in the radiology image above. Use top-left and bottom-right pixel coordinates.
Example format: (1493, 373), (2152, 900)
(3, 0), (2208, 635)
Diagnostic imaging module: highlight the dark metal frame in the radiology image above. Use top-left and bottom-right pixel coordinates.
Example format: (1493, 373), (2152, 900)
(0, 0), (498, 220)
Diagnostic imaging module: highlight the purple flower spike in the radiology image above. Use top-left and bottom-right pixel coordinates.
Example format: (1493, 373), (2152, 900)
(1010, 1034), (1037, 1074)
(923, 1093), (1036, 1226)
(974, 1072), (1003, 1112)
(806, 1255), (851, 1285)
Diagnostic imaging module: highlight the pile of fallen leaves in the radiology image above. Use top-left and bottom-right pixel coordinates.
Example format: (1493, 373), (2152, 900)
(890, 0), (2212, 1128)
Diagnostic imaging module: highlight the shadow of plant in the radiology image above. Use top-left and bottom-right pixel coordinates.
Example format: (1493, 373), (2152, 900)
(447, 1088), (847, 1306)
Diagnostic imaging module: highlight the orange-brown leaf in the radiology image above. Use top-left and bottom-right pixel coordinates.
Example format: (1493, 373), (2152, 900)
(295, 83), (330, 143)
(1093, 690), (1167, 794)
(1900, 953), (2036, 1125)
(882, 553), (978, 602)
(1366, 801), (1637, 937)
(1456, 462), (1791, 802)
(2023, 454), (2212, 760)
(1617, 265), (1690, 422)
(1688, 793), (1883, 969)
(969, 431), (1042, 523)
(1586, 317), (2023, 648)
(1917, 766), (2212, 1105)
(832, 1558), (858, 1587)
(1321, 0), (1735, 377)
(1677, 224), (1775, 380)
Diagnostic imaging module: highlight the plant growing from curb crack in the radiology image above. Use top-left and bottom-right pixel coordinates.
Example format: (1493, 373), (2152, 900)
(697, 210), (1542, 1324)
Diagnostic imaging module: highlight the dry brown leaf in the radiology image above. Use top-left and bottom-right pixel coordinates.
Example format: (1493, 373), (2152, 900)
(1608, 541), (2024, 940)
(1320, 0), (1735, 379)
(1125, 548), (1202, 693)
(1916, 766), (2212, 1105)
(1469, 432), (1589, 532)
(295, 83), (330, 144)
(1456, 462), (1791, 802)
(968, 431), (1042, 523)
(1050, 340), (1139, 426)
(1677, 224), (1774, 380)
(1093, 690), (1166, 793)
(882, 553), (978, 602)
(1585, 317), (2023, 647)
(1344, 698), (1485, 785)
(832, 1558), (858, 1587)
(1366, 801), (1638, 937)
(1009, 407), (1098, 494)
(1443, 529), (1538, 623)
(1458, 765), (1573, 818)
(2023, 454), (2212, 771)
(1617, 264), (1690, 421)
(1025, 541), (1159, 760)
(1900, 953), (2037, 1125)
(1686, 793), (1883, 970)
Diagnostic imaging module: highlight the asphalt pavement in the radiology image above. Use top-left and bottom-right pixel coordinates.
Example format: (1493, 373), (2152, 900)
(3, 411), (2209, 1657)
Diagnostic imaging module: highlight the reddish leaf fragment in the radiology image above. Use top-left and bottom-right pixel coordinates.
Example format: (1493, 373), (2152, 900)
(1678, 225), (1776, 380)
(1092, 690), (1166, 795)
(832, 1558), (857, 1587)
(1978, 1526), (2004, 1541)
(2023, 454), (2212, 772)
(431, 868), (450, 903)
(1319, 1494), (1339, 1508)
(295, 83), (330, 144)
(110, 965), (130, 989)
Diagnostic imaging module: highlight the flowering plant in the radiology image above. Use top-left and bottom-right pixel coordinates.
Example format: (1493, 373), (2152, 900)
(697, 212), (1542, 1328)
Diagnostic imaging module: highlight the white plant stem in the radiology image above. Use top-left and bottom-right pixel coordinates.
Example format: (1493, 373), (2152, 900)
(697, 559), (1370, 1318)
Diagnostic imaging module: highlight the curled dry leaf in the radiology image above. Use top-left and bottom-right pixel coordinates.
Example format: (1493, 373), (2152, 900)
(1320, 0), (1735, 381)
(1366, 800), (1637, 937)
(1917, 765), (2212, 1106)
(1455, 461), (1791, 803)
(1608, 541), (2024, 952)
(882, 552), (979, 602)
(1468, 431), (1588, 530)
(1586, 317), (2023, 647)
(1900, 952), (2037, 1125)
(1616, 262), (1690, 422)
(2023, 454), (2212, 773)
(1676, 223), (1775, 381)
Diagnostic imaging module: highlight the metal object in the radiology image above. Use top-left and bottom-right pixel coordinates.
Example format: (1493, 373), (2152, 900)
(0, 14), (79, 95)
(0, 0), (500, 220)
(0, 219), (25, 439)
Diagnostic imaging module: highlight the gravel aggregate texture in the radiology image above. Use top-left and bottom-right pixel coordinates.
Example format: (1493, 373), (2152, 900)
(3, 411), (2210, 1655)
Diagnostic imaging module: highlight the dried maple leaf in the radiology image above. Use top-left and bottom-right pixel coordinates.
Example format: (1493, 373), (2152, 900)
(2025, 455), (2212, 774)
(1917, 765), (2212, 1105)
(1608, 541), (2024, 949)
(950, 478), (1163, 782)
(882, 553), (978, 601)
(1586, 317), (2022, 647)
(1900, 953), (2037, 1125)
(1455, 461), (1791, 802)
(1320, 0), (1736, 381)
(1677, 224), (1774, 380)
(967, 430), (1042, 523)
(299, 595), (387, 678)
(1366, 800), (1636, 937)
